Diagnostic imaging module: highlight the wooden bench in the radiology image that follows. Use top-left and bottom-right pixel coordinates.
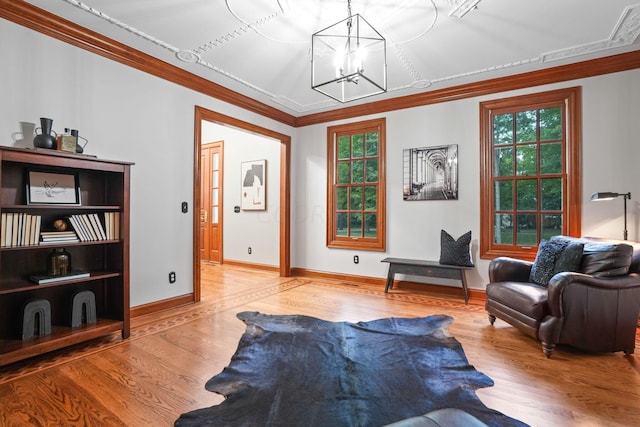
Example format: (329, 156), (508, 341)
(381, 257), (473, 304)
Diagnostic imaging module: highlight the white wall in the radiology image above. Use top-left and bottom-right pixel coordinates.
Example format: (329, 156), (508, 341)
(0, 19), (293, 307)
(293, 71), (640, 289)
(3, 18), (640, 302)
(201, 122), (280, 266)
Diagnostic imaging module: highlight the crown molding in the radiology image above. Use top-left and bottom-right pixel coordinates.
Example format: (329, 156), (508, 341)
(294, 49), (640, 127)
(2, 0), (640, 129)
(0, 0), (297, 127)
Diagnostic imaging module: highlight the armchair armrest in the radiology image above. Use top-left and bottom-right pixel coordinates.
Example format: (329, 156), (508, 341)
(488, 257), (533, 283)
(546, 272), (640, 317)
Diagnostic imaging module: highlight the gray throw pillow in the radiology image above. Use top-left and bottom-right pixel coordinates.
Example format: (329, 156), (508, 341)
(530, 239), (584, 285)
(439, 230), (473, 267)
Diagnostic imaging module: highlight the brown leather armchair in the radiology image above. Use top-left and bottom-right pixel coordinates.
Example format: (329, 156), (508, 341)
(485, 236), (640, 358)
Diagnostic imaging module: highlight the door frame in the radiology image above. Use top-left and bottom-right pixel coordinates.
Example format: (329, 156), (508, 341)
(193, 106), (291, 302)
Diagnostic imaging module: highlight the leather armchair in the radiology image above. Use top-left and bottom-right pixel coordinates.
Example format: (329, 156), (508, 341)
(485, 237), (640, 357)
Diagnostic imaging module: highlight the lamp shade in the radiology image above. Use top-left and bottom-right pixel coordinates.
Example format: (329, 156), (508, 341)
(591, 192), (624, 201)
(590, 191), (631, 240)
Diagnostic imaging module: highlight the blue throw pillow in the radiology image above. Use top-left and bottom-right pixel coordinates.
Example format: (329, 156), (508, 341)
(530, 239), (584, 285)
(439, 230), (474, 267)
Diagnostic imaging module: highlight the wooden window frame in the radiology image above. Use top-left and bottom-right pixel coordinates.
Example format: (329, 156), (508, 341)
(479, 87), (582, 261)
(327, 118), (386, 251)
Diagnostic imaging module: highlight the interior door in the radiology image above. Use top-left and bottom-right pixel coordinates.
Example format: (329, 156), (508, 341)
(200, 141), (223, 263)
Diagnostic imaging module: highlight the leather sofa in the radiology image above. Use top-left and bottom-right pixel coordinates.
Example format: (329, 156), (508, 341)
(485, 236), (640, 357)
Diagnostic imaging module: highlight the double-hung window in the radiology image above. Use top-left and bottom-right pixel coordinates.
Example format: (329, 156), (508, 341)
(479, 87), (581, 260)
(327, 118), (386, 251)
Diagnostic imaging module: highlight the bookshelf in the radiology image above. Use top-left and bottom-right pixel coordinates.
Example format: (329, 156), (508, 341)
(0, 146), (132, 366)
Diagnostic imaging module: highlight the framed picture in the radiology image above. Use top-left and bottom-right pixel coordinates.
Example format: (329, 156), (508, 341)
(241, 159), (266, 210)
(403, 144), (458, 200)
(26, 170), (81, 205)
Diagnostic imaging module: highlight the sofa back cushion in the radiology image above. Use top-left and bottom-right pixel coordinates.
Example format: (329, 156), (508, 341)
(580, 241), (634, 277)
(551, 236), (635, 277)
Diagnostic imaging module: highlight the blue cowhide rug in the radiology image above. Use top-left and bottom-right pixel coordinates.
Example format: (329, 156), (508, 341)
(175, 311), (529, 427)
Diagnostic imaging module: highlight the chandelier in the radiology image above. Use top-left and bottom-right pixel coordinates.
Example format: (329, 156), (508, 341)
(311, 0), (387, 103)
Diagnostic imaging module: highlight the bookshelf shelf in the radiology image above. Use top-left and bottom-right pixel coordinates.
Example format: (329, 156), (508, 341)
(0, 146), (132, 366)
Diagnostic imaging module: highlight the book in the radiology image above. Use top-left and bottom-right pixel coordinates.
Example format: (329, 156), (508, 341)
(11, 213), (19, 247)
(79, 214), (98, 240)
(113, 213), (120, 240)
(33, 215), (42, 245)
(40, 231), (77, 237)
(1, 212), (6, 248)
(90, 213), (107, 240)
(104, 212), (112, 240)
(24, 214), (32, 246)
(68, 216), (89, 241)
(4, 213), (12, 247)
(40, 238), (80, 244)
(16, 213), (23, 246)
(29, 270), (90, 285)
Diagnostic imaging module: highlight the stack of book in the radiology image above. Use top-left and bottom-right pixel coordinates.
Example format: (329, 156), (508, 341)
(68, 213), (119, 241)
(103, 212), (120, 240)
(1, 213), (42, 247)
(40, 230), (80, 245)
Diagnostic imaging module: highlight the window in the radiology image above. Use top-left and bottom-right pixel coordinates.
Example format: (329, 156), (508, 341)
(479, 87), (581, 260)
(327, 118), (386, 251)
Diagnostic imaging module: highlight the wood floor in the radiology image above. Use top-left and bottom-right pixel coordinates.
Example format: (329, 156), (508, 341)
(1, 264), (639, 427)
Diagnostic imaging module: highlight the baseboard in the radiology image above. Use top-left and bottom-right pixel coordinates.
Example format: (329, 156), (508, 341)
(291, 268), (386, 286)
(130, 293), (194, 318)
(291, 267), (486, 304)
(223, 259), (280, 272)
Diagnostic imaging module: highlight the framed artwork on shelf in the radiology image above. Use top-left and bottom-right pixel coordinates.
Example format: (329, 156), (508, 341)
(241, 159), (266, 211)
(26, 170), (81, 205)
(402, 144), (458, 201)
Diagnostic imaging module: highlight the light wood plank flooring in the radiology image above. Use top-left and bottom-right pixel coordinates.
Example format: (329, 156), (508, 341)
(1, 264), (639, 426)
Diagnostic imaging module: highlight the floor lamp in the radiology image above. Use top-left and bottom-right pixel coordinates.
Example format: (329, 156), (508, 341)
(590, 192), (631, 240)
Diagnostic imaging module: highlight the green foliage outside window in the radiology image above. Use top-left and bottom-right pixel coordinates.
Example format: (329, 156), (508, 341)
(333, 127), (383, 242)
(492, 106), (564, 246)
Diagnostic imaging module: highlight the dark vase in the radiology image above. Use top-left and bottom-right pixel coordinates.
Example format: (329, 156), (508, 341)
(33, 117), (57, 149)
(47, 248), (71, 276)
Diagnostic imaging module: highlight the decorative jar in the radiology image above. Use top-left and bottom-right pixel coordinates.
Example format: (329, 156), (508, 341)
(47, 248), (71, 276)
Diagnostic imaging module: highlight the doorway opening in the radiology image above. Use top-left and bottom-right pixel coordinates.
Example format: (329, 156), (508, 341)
(193, 107), (291, 302)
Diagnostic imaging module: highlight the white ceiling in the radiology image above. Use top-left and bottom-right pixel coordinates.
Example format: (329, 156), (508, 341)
(25, 1), (640, 115)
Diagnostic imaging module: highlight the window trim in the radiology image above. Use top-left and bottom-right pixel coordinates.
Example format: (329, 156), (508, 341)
(327, 118), (386, 251)
(479, 87), (582, 261)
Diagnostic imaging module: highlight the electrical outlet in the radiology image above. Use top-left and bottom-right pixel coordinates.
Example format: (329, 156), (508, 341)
(181, 202), (188, 213)
(353, 255), (359, 264)
(248, 247), (252, 254)
(169, 271), (176, 283)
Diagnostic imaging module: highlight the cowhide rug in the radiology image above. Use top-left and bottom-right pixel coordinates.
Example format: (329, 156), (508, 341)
(176, 311), (529, 427)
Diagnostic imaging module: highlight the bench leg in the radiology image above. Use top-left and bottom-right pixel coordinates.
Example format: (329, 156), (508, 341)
(460, 270), (469, 304)
(384, 272), (394, 293)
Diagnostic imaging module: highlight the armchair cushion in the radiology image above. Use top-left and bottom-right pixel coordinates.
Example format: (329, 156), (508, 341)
(580, 241), (633, 277)
(529, 239), (584, 285)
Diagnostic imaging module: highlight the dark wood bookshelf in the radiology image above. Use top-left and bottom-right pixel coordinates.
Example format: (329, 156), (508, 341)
(0, 146), (132, 366)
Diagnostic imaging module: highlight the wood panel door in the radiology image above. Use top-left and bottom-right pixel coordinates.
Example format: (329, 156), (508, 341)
(200, 142), (223, 263)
